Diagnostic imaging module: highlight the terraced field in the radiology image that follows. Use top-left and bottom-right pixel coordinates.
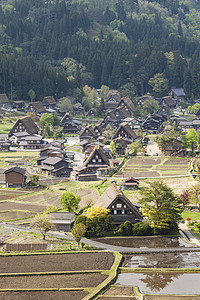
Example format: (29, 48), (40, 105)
(121, 157), (191, 178)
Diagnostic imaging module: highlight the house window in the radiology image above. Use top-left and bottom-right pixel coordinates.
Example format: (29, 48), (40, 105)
(114, 210), (117, 214)
(92, 159), (96, 162)
(98, 158), (102, 162)
(112, 205), (114, 208)
(122, 210), (125, 214)
(124, 205), (126, 208)
(96, 155), (98, 159)
(116, 203), (122, 208)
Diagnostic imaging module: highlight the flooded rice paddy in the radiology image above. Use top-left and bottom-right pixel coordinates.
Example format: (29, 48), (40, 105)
(124, 252), (200, 268)
(116, 273), (200, 294)
(93, 236), (192, 248)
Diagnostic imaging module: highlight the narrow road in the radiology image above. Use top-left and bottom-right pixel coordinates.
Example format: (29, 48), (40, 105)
(1, 222), (200, 253)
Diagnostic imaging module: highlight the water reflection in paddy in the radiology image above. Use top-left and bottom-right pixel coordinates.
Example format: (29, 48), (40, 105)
(116, 273), (200, 294)
(124, 252), (200, 268)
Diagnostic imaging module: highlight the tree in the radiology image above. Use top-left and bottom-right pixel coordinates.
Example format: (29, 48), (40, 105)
(129, 141), (142, 156)
(110, 141), (117, 157)
(29, 175), (39, 186)
(139, 181), (184, 234)
(28, 89), (36, 102)
(189, 183), (200, 208)
(71, 223), (87, 248)
(186, 128), (198, 155)
(148, 73), (169, 97)
(143, 98), (159, 115)
(60, 191), (81, 212)
(85, 206), (110, 218)
(59, 97), (73, 113)
(32, 213), (53, 240)
(39, 113), (54, 129)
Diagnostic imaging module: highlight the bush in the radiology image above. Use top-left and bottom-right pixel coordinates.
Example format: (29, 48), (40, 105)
(132, 222), (153, 236)
(116, 221), (133, 236)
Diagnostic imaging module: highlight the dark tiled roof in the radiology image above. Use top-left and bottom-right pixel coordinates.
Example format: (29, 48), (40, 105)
(4, 167), (26, 175)
(171, 88), (185, 97)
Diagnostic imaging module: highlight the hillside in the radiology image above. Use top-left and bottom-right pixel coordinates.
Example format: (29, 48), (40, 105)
(1, 0), (200, 100)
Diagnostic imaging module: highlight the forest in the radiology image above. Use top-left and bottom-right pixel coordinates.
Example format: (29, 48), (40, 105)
(1, 0), (200, 100)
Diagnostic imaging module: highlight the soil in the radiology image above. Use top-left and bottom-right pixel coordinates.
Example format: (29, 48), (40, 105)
(0, 273), (107, 289)
(0, 210), (34, 221)
(144, 297), (200, 300)
(0, 201), (46, 212)
(97, 296), (138, 300)
(92, 237), (190, 248)
(163, 159), (191, 165)
(0, 252), (115, 273)
(0, 290), (88, 300)
(103, 286), (136, 296)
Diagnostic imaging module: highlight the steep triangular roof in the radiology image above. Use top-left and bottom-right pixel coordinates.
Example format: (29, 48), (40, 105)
(84, 145), (110, 167)
(43, 96), (56, 105)
(113, 122), (137, 140)
(94, 183), (142, 219)
(10, 116), (39, 136)
(80, 125), (97, 139)
(61, 113), (73, 124)
(28, 102), (46, 113)
(117, 97), (135, 112)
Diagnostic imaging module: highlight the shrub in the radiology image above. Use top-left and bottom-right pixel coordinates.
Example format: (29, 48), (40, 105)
(132, 222), (153, 236)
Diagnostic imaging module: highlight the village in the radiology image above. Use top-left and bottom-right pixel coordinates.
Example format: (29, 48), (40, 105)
(1, 88), (200, 300)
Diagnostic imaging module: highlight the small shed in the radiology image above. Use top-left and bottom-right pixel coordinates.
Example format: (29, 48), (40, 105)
(121, 177), (139, 190)
(49, 212), (75, 232)
(4, 167), (26, 188)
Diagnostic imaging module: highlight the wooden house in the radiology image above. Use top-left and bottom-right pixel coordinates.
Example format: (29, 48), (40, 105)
(94, 182), (142, 224)
(9, 116), (39, 137)
(87, 108), (96, 117)
(4, 167), (26, 188)
(170, 88), (186, 102)
(121, 177), (139, 190)
(73, 104), (85, 116)
(12, 101), (25, 109)
(60, 113), (82, 134)
(42, 96), (56, 108)
(79, 125), (97, 142)
(0, 94), (9, 106)
(27, 102), (46, 115)
(116, 97), (135, 116)
(112, 122), (137, 141)
(84, 145), (110, 171)
(18, 135), (46, 150)
(112, 137), (132, 155)
(104, 91), (120, 110)
(93, 123), (103, 136)
(71, 166), (97, 181)
(41, 157), (72, 177)
(49, 212), (75, 232)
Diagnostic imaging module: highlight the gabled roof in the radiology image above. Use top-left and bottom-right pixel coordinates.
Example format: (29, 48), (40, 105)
(28, 102), (46, 113)
(61, 113), (73, 124)
(113, 122), (137, 140)
(42, 157), (63, 165)
(117, 97), (135, 112)
(43, 96), (56, 105)
(94, 183), (142, 219)
(171, 88), (185, 97)
(105, 90), (121, 103)
(0, 94), (9, 103)
(4, 167), (26, 175)
(80, 125), (97, 139)
(121, 177), (139, 185)
(10, 116), (39, 136)
(84, 145), (110, 167)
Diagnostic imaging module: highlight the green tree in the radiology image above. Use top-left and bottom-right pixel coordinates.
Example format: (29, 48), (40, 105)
(189, 183), (200, 208)
(39, 113), (54, 129)
(59, 97), (73, 113)
(186, 128), (198, 155)
(139, 181), (184, 234)
(148, 73), (169, 97)
(28, 89), (36, 102)
(130, 141), (142, 156)
(60, 191), (81, 212)
(143, 98), (159, 115)
(71, 223), (87, 248)
(110, 141), (117, 157)
(32, 213), (53, 240)
(29, 175), (39, 186)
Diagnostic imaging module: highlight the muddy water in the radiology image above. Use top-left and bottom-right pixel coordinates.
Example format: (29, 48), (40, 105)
(93, 236), (191, 248)
(116, 273), (200, 294)
(124, 252), (200, 268)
